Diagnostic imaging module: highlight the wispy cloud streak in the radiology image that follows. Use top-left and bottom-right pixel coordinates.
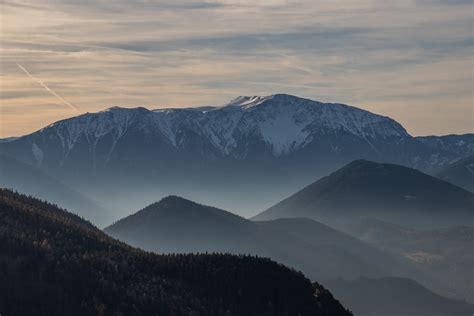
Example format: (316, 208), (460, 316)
(16, 63), (79, 111)
(0, 0), (471, 137)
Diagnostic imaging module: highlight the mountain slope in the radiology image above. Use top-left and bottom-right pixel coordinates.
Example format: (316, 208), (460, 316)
(253, 160), (474, 228)
(105, 196), (448, 295)
(435, 155), (474, 192)
(1, 94), (413, 165)
(417, 134), (474, 158)
(0, 188), (351, 316)
(0, 154), (111, 226)
(106, 195), (259, 254)
(348, 219), (474, 302)
(0, 94), (455, 220)
(325, 277), (472, 316)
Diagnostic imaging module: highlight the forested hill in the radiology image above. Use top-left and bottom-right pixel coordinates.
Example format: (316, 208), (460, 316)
(0, 188), (352, 316)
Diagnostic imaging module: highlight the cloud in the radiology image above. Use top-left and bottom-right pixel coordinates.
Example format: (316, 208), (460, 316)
(0, 0), (472, 136)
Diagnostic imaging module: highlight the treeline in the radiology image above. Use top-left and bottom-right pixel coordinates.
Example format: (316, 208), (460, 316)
(0, 189), (351, 316)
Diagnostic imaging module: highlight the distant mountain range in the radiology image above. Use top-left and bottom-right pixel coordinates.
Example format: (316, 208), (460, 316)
(105, 193), (473, 314)
(105, 196), (407, 281)
(0, 188), (351, 316)
(252, 159), (473, 302)
(105, 195), (455, 298)
(253, 160), (473, 229)
(1, 93), (471, 315)
(1, 94), (472, 219)
(325, 277), (472, 316)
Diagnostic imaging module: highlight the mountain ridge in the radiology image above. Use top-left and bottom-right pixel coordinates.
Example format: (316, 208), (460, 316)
(253, 159), (474, 228)
(1, 94), (471, 219)
(9, 94), (411, 161)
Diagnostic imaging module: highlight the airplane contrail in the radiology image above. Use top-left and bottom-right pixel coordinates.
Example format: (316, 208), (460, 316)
(16, 63), (79, 111)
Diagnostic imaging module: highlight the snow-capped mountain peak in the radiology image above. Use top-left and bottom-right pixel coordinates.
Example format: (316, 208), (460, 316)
(8, 94), (415, 165)
(225, 95), (274, 109)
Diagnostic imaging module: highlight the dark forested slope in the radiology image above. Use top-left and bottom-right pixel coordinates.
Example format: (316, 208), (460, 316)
(0, 189), (351, 316)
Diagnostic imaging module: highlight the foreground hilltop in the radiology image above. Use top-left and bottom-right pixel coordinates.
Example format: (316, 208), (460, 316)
(0, 188), (351, 316)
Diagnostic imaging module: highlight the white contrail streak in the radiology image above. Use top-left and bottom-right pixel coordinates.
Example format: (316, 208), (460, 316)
(16, 63), (79, 111)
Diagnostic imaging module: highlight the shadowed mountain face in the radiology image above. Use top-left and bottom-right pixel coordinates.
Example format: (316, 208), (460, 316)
(0, 189), (352, 316)
(253, 160), (474, 228)
(435, 155), (474, 192)
(105, 196), (451, 297)
(325, 277), (473, 316)
(0, 154), (111, 226)
(0, 94), (466, 221)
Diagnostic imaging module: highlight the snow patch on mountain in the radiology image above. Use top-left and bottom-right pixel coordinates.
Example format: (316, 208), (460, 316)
(258, 112), (312, 155)
(225, 95), (273, 109)
(31, 143), (43, 164)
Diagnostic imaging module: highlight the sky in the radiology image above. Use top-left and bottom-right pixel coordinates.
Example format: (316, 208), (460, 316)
(0, 0), (472, 137)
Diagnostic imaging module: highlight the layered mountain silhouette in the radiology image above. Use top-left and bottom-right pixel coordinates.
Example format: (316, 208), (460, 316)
(0, 188), (352, 316)
(435, 155), (474, 192)
(1, 94), (469, 220)
(105, 196), (451, 296)
(0, 154), (111, 226)
(253, 160), (473, 228)
(325, 277), (472, 316)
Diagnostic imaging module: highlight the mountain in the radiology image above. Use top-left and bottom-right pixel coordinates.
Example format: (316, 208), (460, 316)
(0, 94), (416, 166)
(106, 195), (259, 254)
(0, 154), (111, 226)
(435, 155), (474, 192)
(325, 277), (472, 316)
(105, 196), (450, 295)
(417, 134), (474, 158)
(0, 137), (18, 143)
(0, 94), (458, 220)
(348, 219), (474, 302)
(0, 188), (352, 316)
(253, 159), (474, 228)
